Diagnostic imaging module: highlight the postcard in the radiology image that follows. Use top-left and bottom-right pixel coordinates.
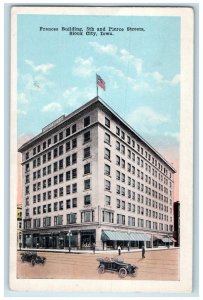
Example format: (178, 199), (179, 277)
(10, 6), (194, 293)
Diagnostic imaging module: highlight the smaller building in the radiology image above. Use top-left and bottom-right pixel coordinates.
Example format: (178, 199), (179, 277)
(173, 201), (180, 247)
(17, 204), (22, 249)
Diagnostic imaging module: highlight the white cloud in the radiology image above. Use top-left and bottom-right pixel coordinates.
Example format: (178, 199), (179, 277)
(18, 92), (29, 103)
(17, 109), (27, 115)
(163, 131), (180, 141)
(42, 102), (62, 112)
(72, 57), (95, 77)
(89, 42), (117, 56)
(127, 106), (169, 129)
(63, 86), (95, 108)
(119, 48), (143, 75)
(25, 59), (55, 73)
(170, 74), (180, 85)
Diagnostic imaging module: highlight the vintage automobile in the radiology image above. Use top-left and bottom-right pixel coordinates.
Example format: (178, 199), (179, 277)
(97, 257), (138, 278)
(20, 251), (46, 266)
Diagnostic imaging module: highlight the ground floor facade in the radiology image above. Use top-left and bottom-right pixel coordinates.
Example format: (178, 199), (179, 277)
(22, 225), (175, 251)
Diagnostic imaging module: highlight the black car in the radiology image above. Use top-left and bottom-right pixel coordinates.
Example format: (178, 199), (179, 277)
(97, 257), (138, 278)
(20, 251), (46, 266)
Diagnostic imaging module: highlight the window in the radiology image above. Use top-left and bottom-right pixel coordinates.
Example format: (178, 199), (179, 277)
(43, 205), (46, 213)
(59, 132), (63, 140)
(72, 153), (77, 164)
(54, 215), (63, 226)
(121, 159), (125, 169)
(72, 198), (77, 207)
(128, 203), (131, 211)
(54, 202), (58, 211)
(59, 159), (63, 169)
(127, 136), (131, 144)
(128, 216), (135, 226)
(37, 145), (41, 153)
(66, 127), (70, 137)
(67, 213), (77, 224)
(66, 156), (71, 167)
(47, 178), (51, 187)
(47, 152), (51, 161)
(116, 141), (120, 150)
(66, 141), (71, 151)
(82, 130), (90, 144)
(117, 214), (125, 225)
(121, 173), (125, 182)
(37, 157), (41, 166)
(81, 211), (94, 223)
(42, 167), (46, 176)
(59, 201), (63, 210)
(104, 148), (110, 160)
(84, 195), (91, 205)
(105, 180), (111, 191)
(56, 188), (62, 200)
(121, 200), (125, 209)
(66, 199), (71, 209)
(121, 145), (125, 154)
(48, 191), (51, 200)
(84, 116), (90, 127)
(33, 147), (36, 155)
(117, 199), (120, 208)
(43, 217), (51, 227)
(59, 173), (63, 183)
(116, 155), (120, 166)
(54, 189), (58, 198)
(105, 117), (110, 128)
(66, 171), (71, 181)
(66, 185), (71, 194)
(116, 127), (120, 136)
(104, 133), (110, 144)
(72, 183), (77, 193)
(84, 147), (91, 159)
(33, 207), (36, 215)
(72, 168), (77, 179)
(84, 179), (91, 190)
(116, 185), (120, 194)
(72, 138), (77, 148)
(84, 163), (90, 174)
(72, 124), (77, 134)
(116, 170), (120, 180)
(47, 204), (51, 212)
(104, 164), (110, 176)
(43, 141), (46, 150)
(26, 152), (29, 160)
(53, 148), (58, 158)
(102, 211), (114, 223)
(121, 131), (125, 140)
(54, 135), (58, 143)
(105, 195), (111, 206)
(59, 145), (63, 155)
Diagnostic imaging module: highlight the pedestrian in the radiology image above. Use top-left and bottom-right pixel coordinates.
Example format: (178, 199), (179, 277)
(118, 245), (121, 256)
(142, 245), (145, 259)
(92, 242), (96, 254)
(127, 242), (130, 252)
(19, 242), (22, 251)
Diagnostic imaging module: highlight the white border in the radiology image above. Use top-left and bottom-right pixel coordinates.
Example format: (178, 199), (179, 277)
(9, 5), (194, 294)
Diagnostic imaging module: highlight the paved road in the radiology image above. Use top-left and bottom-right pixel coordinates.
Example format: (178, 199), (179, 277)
(17, 248), (179, 280)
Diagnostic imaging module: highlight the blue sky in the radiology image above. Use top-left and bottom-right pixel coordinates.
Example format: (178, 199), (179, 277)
(17, 14), (180, 162)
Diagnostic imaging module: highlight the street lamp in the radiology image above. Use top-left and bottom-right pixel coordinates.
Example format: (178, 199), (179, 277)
(67, 230), (72, 252)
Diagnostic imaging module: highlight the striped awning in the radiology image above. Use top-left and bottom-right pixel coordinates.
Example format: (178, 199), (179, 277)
(101, 230), (150, 242)
(101, 230), (129, 241)
(129, 232), (151, 242)
(162, 237), (176, 243)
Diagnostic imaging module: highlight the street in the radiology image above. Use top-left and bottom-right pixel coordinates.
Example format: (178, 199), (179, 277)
(17, 248), (179, 280)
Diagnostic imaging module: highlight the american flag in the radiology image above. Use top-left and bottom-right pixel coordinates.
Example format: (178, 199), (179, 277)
(96, 74), (105, 91)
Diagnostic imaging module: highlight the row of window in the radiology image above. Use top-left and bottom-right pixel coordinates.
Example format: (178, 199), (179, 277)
(28, 213), (173, 231)
(26, 115), (93, 160)
(115, 126), (172, 178)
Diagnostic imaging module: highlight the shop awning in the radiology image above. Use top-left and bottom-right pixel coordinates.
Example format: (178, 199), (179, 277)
(152, 234), (163, 240)
(101, 230), (150, 242)
(129, 232), (151, 242)
(161, 237), (176, 243)
(101, 230), (129, 241)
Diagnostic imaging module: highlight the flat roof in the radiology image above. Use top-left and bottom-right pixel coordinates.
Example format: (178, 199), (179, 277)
(18, 96), (176, 172)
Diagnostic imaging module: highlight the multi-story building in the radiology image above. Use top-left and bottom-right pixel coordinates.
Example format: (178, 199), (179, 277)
(18, 97), (176, 251)
(17, 204), (22, 249)
(173, 201), (180, 247)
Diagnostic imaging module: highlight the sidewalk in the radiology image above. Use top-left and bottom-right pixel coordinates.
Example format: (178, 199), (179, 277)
(17, 246), (179, 254)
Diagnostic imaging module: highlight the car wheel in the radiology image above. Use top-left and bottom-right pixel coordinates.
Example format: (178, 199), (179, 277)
(119, 267), (127, 278)
(98, 265), (105, 274)
(31, 259), (35, 266)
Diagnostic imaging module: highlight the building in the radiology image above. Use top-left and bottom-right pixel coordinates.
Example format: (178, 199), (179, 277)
(173, 201), (180, 247)
(17, 204), (22, 249)
(18, 97), (176, 251)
